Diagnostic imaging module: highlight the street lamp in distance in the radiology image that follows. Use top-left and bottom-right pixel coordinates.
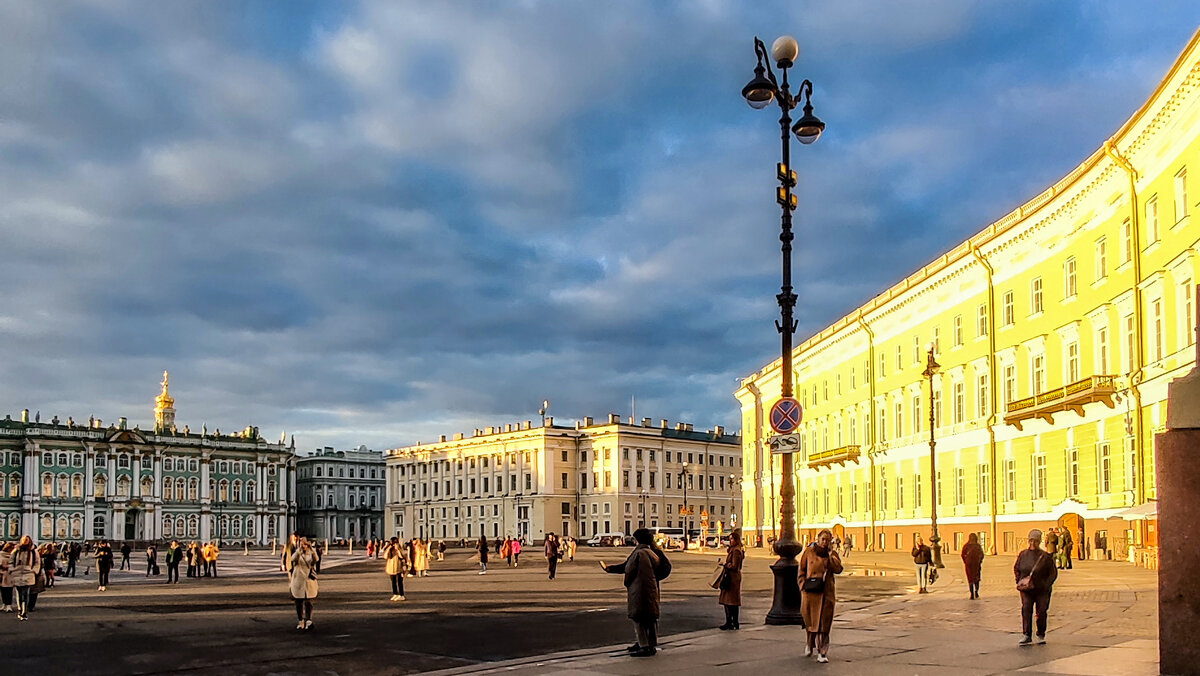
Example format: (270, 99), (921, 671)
(922, 345), (945, 568)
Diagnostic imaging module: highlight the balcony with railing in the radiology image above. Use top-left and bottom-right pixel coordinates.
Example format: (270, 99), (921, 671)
(807, 444), (862, 470)
(1003, 375), (1117, 430)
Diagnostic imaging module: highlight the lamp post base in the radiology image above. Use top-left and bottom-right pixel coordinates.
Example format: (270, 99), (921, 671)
(931, 535), (945, 569)
(765, 538), (806, 625)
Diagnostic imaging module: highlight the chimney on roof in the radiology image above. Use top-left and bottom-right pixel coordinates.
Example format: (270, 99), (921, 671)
(685, 423), (693, 431)
(453, 433), (464, 441)
(660, 419), (668, 428)
(583, 416), (593, 427)
(642, 417), (652, 427)
(609, 413), (620, 424)
(439, 435), (447, 443)
(545, 416), (553, 426)
(486, 426), (495, 435)
(676, 422), (685, 431)
(714, 425), (724, 436)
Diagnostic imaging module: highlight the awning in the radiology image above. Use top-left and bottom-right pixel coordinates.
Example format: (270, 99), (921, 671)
(1109, 500), (1158, 521)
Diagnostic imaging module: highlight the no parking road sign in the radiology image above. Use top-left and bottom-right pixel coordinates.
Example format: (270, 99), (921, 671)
(769, 397), (802, 434)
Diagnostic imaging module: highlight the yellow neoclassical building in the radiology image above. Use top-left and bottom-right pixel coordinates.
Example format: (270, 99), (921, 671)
(737, 29), (1200, 562)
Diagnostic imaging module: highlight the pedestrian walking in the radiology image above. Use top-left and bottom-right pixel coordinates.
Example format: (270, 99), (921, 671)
(1015, 529), (1057, 645)
(145, 544), (158, 577)
(66, 542), (80, 577)
(208, 542), (220, 577)
(0, 542), (14, 612)
(94, 540), (114, 591)
(717, 528), (744, 631)
(502, 537), (513, 566)
(566, 536), (577, 562)
(289, 537), (319, 631)
(437, 540), (446, 561)
(961, 533), (984, 599)
(281, 533), (299, 573)
(119, 542), (132, 570)
(477, 536), (489, 574)
(545, 533), (560, 580)
(41, 544), (57, 588)
(843, 538), (853, 559)
(1044, 528), (1059, 563)
(511, 538), (522, 566)
(413, 538), (429, 577)
(601, 528), (670, 658)
(1059, 529), (1074, 570)
(800, 529), (843, 663)
(165, 540), (183, 583)
(911, 535), (933, 593)
(10, 535), (40, 621)
(186, 542), (198, 578)
(384, 537), (407, 601)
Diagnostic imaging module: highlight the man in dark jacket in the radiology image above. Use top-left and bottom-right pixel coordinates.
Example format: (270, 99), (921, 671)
(1014, 529), (1058, 645)
(165, 541), (184, 583)
(95, 540), (115, 591)
(66, 543), (80, 577)
(119, 542), (132, 570)
(1059, 529), (1074, 569)
(601, 528), (670, 658)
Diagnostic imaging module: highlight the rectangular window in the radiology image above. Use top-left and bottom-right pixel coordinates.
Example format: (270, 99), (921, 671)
(1181, 282), (1196, 348)
(896, 345), (903, 371)
(978, 463), (990, 504)
(1064, 257), (1077, 299)
(1146, 195), (1159, 244)
(879, 353), (886, 379)
(1122, 219), (1133, 263)
(1030, 277), (1043, 314)
(977, 304), (988, 337)
(1126, 437), (1137, 493)
(953, 381), (964, 424)
(1004, 364), (1016, 405)
(955, 467), (964, 506)
(933, 327), (941, 354)
(1033, 455), (1047, 500)
(914, 474), (922, 508)
(1097, 326), (1110, 374)
(1124, 315), (1137, 373)
(1032, 355), (1046, 395)
(1098, 442), (1111, 493)
(894, 400), (903, 438)
(1002, 291), (1015, 326)
(1153, 298), (1164, 361)
(897, 476), (905, 509)
(1004, 459), (1016, 501)
(913, 334), (921, 364)
(836, 374), (842, 396)
(977, 371), (989, 418)
(850, 368), (856, 389)
(1175, 168), (1189, 222)
(912, 392), (922, 434)
(953, 315), (963, 347)
(1068, 448), (1079, 497)
(1066, 341), (1080, 383)
(1095, 237), (1107, 281)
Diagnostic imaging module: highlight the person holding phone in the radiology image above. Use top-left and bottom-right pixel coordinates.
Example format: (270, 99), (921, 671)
(289, 537), (319, 630)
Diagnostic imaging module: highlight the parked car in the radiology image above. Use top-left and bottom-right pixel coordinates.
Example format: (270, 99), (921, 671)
(585, 532), (627, 547)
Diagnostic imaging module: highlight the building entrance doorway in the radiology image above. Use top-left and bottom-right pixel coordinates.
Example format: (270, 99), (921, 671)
(125, 509), (141, 541)
(1058, 512), (1084, 558)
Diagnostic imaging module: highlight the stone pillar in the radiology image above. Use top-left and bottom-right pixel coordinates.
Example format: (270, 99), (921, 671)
(1161, 359), (1200, 676)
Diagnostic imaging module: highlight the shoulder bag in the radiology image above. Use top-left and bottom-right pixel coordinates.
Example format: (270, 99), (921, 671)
(709, 563), (727, 590)
(802, 554), (829, 594)
(1016, 551), (1046, 592)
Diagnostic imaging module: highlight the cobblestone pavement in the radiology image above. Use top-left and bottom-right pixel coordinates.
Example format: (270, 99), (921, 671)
(425, 548), (1159, 676)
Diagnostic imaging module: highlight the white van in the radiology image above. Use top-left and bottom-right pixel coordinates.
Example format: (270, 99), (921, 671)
(585, 532), (626, 547)
(649, 527), (685, 550)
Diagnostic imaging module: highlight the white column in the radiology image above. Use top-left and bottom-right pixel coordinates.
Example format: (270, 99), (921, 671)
(22, 442), (39, 537)
(132, 452), (142, 499)
(84, 443), (95, 540)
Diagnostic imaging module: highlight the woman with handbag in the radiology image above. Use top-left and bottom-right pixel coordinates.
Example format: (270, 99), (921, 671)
(9, 535), (40, 621)
(799, 529), (843, 663)
(289, 537), (319, 630)
(717, 528), (744, 630)
(1014, 529), (1057, 645)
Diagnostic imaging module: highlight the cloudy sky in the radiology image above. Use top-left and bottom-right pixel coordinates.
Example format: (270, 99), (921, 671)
(1, 2), (1197, 452)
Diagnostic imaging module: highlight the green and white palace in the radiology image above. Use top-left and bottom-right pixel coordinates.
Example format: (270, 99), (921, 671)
(0, 373), (296, 545)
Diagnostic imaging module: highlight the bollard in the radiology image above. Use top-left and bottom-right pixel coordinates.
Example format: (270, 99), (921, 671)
(271, 540), (277, 556)
(349, 540), (354, 556)
(244, 541), (249, 556)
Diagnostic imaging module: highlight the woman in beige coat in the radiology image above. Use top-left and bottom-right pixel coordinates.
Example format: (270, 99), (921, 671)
(289, 538), (319, 630)
(10, 535), (40, 621)
(799, 528), (843, 663)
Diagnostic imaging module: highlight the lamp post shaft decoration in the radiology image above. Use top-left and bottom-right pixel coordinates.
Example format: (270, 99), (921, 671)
(923, 346), (945, 568)
(742, 34), (824, 625)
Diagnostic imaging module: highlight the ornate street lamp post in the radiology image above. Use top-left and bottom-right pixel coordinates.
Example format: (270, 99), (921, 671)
(923, 346), (945, 568)
(742, 34), (825, 625)
(682, 462), (690, 545)
(47, 497), (63, 544)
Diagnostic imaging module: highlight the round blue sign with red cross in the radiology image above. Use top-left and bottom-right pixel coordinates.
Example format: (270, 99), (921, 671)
(769, 397), (803, 434)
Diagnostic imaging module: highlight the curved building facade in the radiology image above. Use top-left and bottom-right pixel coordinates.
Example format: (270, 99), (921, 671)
(736, 30), (1200, 562)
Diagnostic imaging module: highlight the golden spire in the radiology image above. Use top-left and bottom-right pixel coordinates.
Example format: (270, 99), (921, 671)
(155, 370), (175, 408)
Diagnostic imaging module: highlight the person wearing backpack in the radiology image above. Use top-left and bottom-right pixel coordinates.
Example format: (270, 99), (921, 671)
(1014, 529), (1058, 645)
(911, 535), (933, 593)
(600, 528), (670, 658)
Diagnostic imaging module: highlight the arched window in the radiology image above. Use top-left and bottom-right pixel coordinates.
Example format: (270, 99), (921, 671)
(57, 452), (68, 467)
(8, 515), (19, 538)
(93, 514), (106, 538)
(175, 516), (185, 536)
(208, 478), (215, 498)
(163, 478), (173, 501)
(218, 479), (229, 502)
(0, 474), (6, 498)
(267, 517), (277, 537)
(232, 516), (242, 536)
(188, 478), (199, 501)
(163, 514), (173, 537)
(56, 473), (68, 497)
(70, 514), (82, 539)
(141, 476), (152, 495)
(247, 481), (256, 501)
(187, 514), (199, 538)
(232, 480), (242, 502)
(116, 476), (131, 498)
(40, 514), (52, 539)
(175, 477), (185, 500)
(94, 474), (107, 497)
(56, 515), (68, 539)
(219, 514), (229, 539)
(268, 481), (277, 502)
(164, 458), (174, 472)
(41, 473), (53, 497)
(42, 452), (53, 466)
(117, 454), (130, 469)
(246, 516), (255, 538)
(71, 473), (83, 498)
(316, 493), (323, 508)
(8, 473), (18, 498)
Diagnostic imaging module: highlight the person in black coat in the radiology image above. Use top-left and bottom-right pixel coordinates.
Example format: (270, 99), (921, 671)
(94, 540), (114, 591)
(119, 542), (132, 570)
(1014, 529), (1058, 645)
(165, 541), (184, 583)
